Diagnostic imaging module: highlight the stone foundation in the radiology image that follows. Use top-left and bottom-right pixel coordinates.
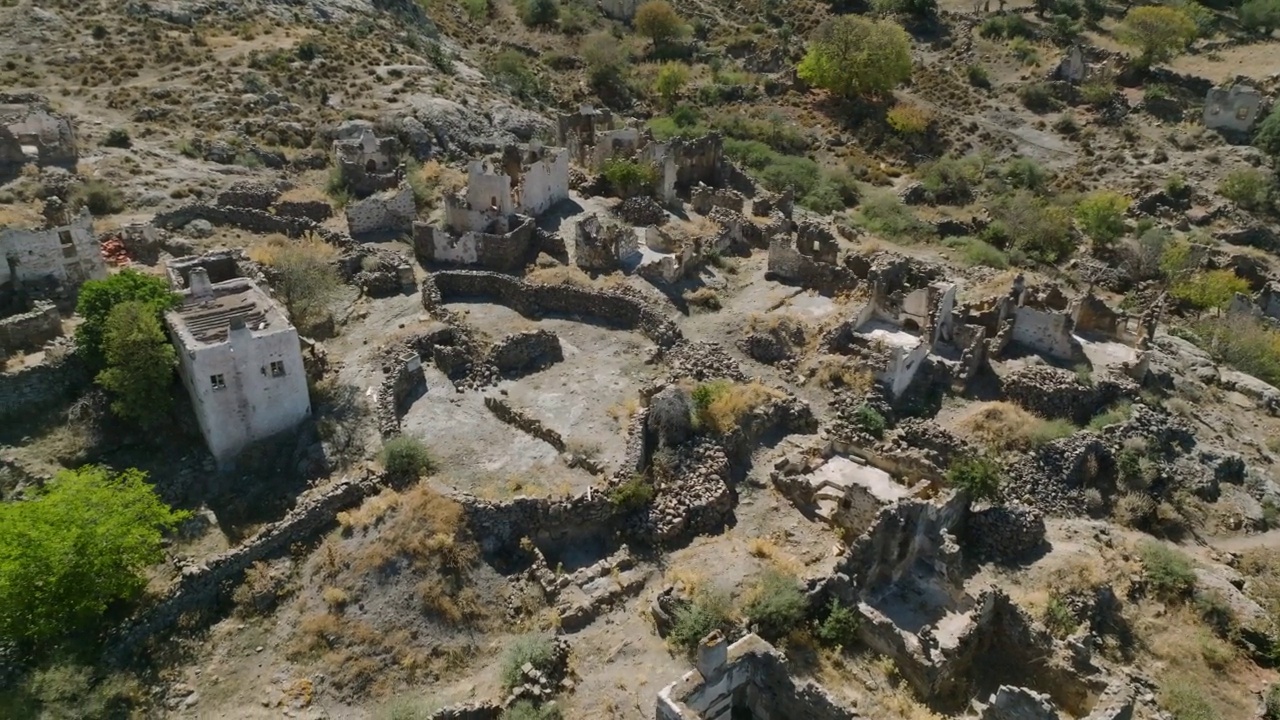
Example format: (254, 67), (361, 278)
(0, 302), (61, 356)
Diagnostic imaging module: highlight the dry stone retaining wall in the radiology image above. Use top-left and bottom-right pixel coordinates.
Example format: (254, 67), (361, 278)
(483, 396), (567, 452)
(0, 302), (61, 355)
(0, 348), (88, 423)
(153, 203), (358, 251)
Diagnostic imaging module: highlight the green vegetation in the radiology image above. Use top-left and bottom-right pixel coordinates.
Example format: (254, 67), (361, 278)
(1139, 541), (1196, 602)
(918, 155), (982, 204)
(95, 301), (178, 427)
(251, 236), (342, 333)
(1241, 0), (1280, 35)
(653, 62), (690, 109)
(500, 635), (556, 690)
(979, 13), (1034, 39)
(635, 0), (685, 48)
(872, 0), (937, 17)
(1018, 82), (1058, 112)
(669, 589), (733, 652)
(75, 269), (180, 370)
(519, 0), (559, 27)
(502, 701), (563, 720)
(0, 466), (188, 645)
(379, 436), (436, 482)
(1265, 682), (1280, 719)
(854, 190), (932, 242)
(1171, 270), (1251, 313)
(1117, 6), (1197, 67)
(102, 128), (132, 148)
(1189, 314), (1280, 387)
(743, 569), (807, 640)
(797, 15), (912, 99)
(1088, 401), (1132, 430)
(1001, 157), (1052, 193)
(852, 404), (887, 438)
(887, 103), (933, 136)
(944, 237), (1009, 268)
(815, 599), (860, 648)
(946, 455), (1004, 502)
(490, 50), (542, 100)
(983, 191), (1074, 263)
(1218, 167), (1272, 211)
(1043, 593), (1078, 637)
(459, 0), (489, 20)
(1160, 682), (1216, 720)
(602, 157), (658, 198)
(1075, 190), (1130, 248)
(71, 178), (126, 215)
(608, 474), (655, 510)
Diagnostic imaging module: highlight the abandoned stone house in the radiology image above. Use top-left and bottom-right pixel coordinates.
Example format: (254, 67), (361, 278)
(0, 93), (77, 176)
(0, 209), (105, 300)
(413, 144), (568, 271)
(165, 268), (310, 465)
(333, 126), (404, 197)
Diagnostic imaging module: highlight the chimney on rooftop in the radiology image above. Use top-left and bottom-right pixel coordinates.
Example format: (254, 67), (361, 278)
(189, 267), (214, 301)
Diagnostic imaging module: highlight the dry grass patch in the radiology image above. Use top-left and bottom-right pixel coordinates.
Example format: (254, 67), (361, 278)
(277, 185), (329, 203)
(692, 380), (784, 435)
(351, 484), (475, 576)
(959, 401), (1076, 452)
(810, 355), (874, 391)
(248, 233), (340, 266)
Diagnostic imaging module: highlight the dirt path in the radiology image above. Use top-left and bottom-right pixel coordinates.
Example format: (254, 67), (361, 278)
(1210, 529), (1280, 553)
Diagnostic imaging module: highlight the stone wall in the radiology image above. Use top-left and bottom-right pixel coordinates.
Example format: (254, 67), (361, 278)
(104, 472), (385, 666)
(1011, 306), (1081, 362)
(216, 181), (280, 210)
(275, 200), (333, 222)
(153, 203), (359, 252)
(483, 396), (567, 452)
(766, 238), (858, 295)
(0, 302), (61, 355)
(0, 347), (88, 423)
(374, 353), (426, 437)
(422, 270), (683, 349)
(490, 329), (562, 375)
(1001, 366), (1134, 424)
(413, 216), (536, 272)
(346, 184), (416, 237)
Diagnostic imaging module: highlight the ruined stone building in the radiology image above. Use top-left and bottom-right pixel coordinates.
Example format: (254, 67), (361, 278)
(413, 144), (568, 271)
(333, 126), (404, 197)
(0, 93), (77, 177)
(0, 209), (105, 300)
(165, 268), (310, 465)
(1203, 84), (1265, 135)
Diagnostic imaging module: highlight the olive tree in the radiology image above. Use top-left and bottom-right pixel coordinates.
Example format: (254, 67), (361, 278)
(796, 16), (912, 99)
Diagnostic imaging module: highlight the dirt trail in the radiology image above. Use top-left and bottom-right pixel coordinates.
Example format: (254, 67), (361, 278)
(1211, 529), (1280, 553)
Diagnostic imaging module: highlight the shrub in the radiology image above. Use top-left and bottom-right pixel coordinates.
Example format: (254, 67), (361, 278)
(1218, 167), (1272, 211)
(1160, 682), (1216, 720)
(1075, 191), (1130, 248)
(103, 128), (131, 148)
(95, 301), (178, 428)
(502, 701), (562, 720)
(459, 0), (489, 20)
(815, 599), (860, 648)
(797, 15), (912, 99)
(1018, 82), (1057, 112)
(72, 178), (126, 215)
(962, 402), (1073, 452)
(1171, 270), (1250, 312)
(519, 0), (559, 27)
(1265, 682), (1280, 720)
(490, 50), (541, 100)
(1002, 157), (1051, 193)
(75, 269), (180, 370)
(582, 31), (629, 92)
(1256, 104), (1280, 157)
(855, 190), (931, 242)
(1080, 77), (1115, 105)
(602, 157), (657, 198)
(887, 103), (932, 135)
(692, 381), (780, 434)
(0, 466), (189, 644)
(979, 13), (1033, 39)
(635, 0), (684, 47)
(872, 0), (937, 17)
(986, 191), (1074, 263)
(669, 590), (732, 652)
(1140, 541), (1196, 601)
(1189, 314), (1280, 386)
(608, 474), (654, 510)
(1114, 492), (1156, 528)
(1011, 37), (1041, 65)
(853, 404), (887, 438)
(379, 436), (436, 482)
(1118, 6), (1197, 67)
(1043, 593), (1078, 637)
(946, 455), (1003, 501)
(944, 237), (1009, 268)
(500, 635), (556, 691)
(1241, 0), (1280, 35)
(918, 155), (982, 204)
(742, 569), (806, 640)
(966, 63), (991, 88)
(758, 155), (822, 196)
(653, 62), (690, 109)
(250, 236), (342, 332)
(1088, 401), (1132, 430)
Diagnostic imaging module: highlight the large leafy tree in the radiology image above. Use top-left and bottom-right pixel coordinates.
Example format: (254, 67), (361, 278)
(1117, 6), (1197, 68)
(95, 301), (178, 427)
(0, 466), (188, 646)
(797, 15), (912, 99)
(75, 269), (179, 370)
(634, 0), (684, 48)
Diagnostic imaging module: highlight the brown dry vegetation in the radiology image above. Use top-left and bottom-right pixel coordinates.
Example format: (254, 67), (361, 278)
(958, 401), (1076, 453)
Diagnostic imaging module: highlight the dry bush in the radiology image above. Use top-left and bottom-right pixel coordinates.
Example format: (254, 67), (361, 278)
(811, 356), (874, 391)
(526, 265), (594, 288)
(607, 397), (641, 428)
(277, 186), (328, 203)
(337, 489), (401, 530)
(353, 485), (475, 577)
(960, 401), (1075, 452)
(695, 381), (783, 435)
(683, 287), (721, 310)
(322, 586), (350, 611)
(1114, 492), (1156, 528)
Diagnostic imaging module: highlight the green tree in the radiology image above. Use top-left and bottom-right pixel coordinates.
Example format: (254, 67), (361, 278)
(1255, 104), (1280, 157)
(94, 301), (177, 427)
(520, 0), (559, 27)
(1117, 6), (1197, 67)
(1075, 190), (1130, 248)
(602, 157), (658, 198)
(796, 15), (912, 99)
(1218, 167), (1273, 211)
(75, 269), (180, 370)
(653, 62), (690, 109)
(946, 455), (1004, 501)
(0, 466), (188, 645)
(255, 237), (342, 334)
(634, 0), (684, 48)
(1171, 269), (1250, 312)
(1241, 0), (1280, 35)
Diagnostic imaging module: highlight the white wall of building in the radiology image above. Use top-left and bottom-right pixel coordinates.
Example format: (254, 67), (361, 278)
(0, 210), (104, 287)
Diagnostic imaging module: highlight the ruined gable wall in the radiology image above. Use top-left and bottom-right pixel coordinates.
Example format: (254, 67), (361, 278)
(518, 148), (569, 216)
(1011, 306), (1078, 361)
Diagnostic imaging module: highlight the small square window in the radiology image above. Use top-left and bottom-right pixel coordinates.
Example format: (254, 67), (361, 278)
(210, 374), (226, 390)
(270, 361), (286, 378)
